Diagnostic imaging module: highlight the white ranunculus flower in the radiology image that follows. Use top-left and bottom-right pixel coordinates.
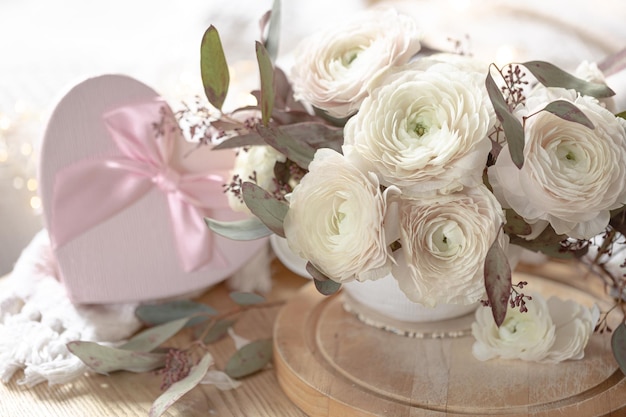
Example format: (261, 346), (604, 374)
(290, 9), (421, 119)
(343, 61), (494, 196)
(472, 293), (556, 362)
(227, 145), (286, 213)
(283, 148), (398, 283)
(543, 298), (597, 363)
(472, 294), (597, 363)
(576, 61), (608, 85)
(489, 90), (626, 239)
(374, 53), (491, 84)
(391, 185), (505, 306)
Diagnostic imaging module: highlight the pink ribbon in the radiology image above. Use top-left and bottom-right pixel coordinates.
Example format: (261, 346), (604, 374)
(50, 99), (229, 272)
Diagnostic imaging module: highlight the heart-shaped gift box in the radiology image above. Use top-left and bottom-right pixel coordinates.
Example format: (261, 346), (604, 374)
(39, 74), (267, 304)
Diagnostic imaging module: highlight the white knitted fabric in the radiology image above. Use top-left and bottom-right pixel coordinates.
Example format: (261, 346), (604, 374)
(0, 230), (142, 386)
(0, 230), (272, 387)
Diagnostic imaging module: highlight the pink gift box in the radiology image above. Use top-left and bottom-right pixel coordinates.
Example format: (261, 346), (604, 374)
(39, 74), (267, 304)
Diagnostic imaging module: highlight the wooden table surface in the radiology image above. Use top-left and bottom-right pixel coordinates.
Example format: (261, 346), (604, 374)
(0, 260), (310, 417)
(3, 259), (626, 417)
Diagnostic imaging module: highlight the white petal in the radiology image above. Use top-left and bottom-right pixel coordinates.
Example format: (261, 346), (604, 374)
(201, 369), (242, 390)
(228, 328), (250, 351)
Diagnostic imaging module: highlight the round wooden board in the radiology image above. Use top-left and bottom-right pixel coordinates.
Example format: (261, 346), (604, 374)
(273, 267), (626, 416)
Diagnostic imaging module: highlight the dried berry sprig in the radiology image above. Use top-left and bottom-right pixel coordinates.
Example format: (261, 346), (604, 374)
(500, 64), (529, 111)
(480, 280), (532, 314)
(153, 105), (180, 139)
(223, 171), (258, 203)
(174, 96), (260, 150)
(595, 308), (616, 334)
(509, 281), (532, 313)
(583, 227), (625, 292)
(447, 34), (472, 56)
(140, 296), (287, 392)
(155, 349), (193, 390)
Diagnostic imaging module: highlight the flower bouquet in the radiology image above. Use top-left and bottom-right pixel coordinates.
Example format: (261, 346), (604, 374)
(199, 1), (626, 367)
(44, 3), (626, 416)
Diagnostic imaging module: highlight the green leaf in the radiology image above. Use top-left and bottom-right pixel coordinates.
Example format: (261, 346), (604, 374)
(484, 237), (512, 327)
(200, 26), (230, 110)
(541, 100), (594, 129)
(612, 322), (626, 376)
(282, 122), (344, 153)
(202, 319), (236, 344)
(120, 318), (189, 352)
(66, 341), (166, 374)
(149, 353), (214, 417)
(508, 225), (572, 259)
(205, 216), (273, 241)
(225, 339), (273, 378)
(257, 125), (317, 169)
(313, 106), (352, 128)
(264, 0), (281, 62)
(211, 132), (266, 150)
(486, 69), (525, 169)
(256, 41), (275, 126)
(523, 61), (615, 98)
(307, 262), (342, 295)
(503, 209), (532, 236)
(135, 301), (217, 327)
(229, 291), (266, 306)
(615, 110), (626, 121)
(241, 181), (289, 237)
(610, 206), (626, 236)
(212, 120), (342, 153)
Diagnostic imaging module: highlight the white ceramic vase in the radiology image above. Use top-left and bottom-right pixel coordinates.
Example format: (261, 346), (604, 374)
(270, 235), (478, 329)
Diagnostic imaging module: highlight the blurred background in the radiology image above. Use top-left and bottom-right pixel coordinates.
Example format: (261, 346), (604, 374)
(1, 0), (625, 276)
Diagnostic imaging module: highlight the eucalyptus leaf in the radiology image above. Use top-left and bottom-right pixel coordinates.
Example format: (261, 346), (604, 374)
(211, 132), (266, 150)
(120, 318), (189, 352)
(200, 369), (242, 390)
(273, 67), (306, 111)
(135, 300), (217, 327)
(149, 353), (214, 417)
(241, 181), (289, 237)
(508, 225), (572, 259)
(313, 106), (352, 128)
(314, 278), (342, 296)
(200, 26), (229, 110)
(503, 209), (532, 236)
(274, 160), (291, 185)
(484, 237), (512, 327)
(486, 70), (525, 169)
(225, 339), (273, 378)
(282, 122), (344, 153)
(67, 341), (166, 374)
(205, 216), (273, 241)
(610, 206), (626, 236)
(256, 41), (275, 126)
(229, 291), (266, 305)
(257, 124), (317, 169)
(264, 0), (281, 62)
(202, 319), (237, 344)
(541, 100), (594, 129)
(612, 322), (626, 376)
(307, 262), (342, 295)
(523, 61), (615, 98)
(210, 119), (244, 132)
(271, 108), (319, 125)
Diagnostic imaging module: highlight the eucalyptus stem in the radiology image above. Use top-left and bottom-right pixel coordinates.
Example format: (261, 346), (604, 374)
(184, 299), (286, 351)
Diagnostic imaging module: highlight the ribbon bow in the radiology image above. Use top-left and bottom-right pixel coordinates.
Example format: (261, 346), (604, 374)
(50, 99), (229, 272)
